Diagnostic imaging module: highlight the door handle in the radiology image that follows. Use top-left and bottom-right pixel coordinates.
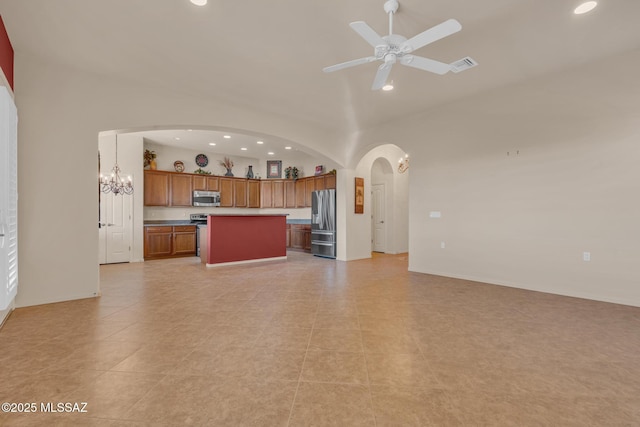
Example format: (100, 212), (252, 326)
(380, 221), (384, 223)
(107, 223), (115, 227)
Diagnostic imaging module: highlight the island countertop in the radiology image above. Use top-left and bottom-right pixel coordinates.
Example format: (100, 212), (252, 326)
(205, 213), (289, 217)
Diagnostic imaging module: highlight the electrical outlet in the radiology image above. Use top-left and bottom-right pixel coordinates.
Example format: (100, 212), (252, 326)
(583, 252), (591, 262)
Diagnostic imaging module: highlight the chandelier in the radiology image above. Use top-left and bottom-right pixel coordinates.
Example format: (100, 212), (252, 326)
(398, 154), (409, 173)
(100, 135), (133, 195)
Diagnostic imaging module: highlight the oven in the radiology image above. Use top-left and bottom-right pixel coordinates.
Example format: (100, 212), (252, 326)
(190, 213), (208, 256)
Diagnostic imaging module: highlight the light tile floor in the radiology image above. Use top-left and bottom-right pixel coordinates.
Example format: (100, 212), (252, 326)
(1, 252), (639, 426)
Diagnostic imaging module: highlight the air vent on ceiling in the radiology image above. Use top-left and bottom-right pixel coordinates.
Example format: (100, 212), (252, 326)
(450, 57), (478, 73)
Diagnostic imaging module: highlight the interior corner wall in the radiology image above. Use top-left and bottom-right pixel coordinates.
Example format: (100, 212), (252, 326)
(13, 52), (341, 308)
(361, 50), (640, 307)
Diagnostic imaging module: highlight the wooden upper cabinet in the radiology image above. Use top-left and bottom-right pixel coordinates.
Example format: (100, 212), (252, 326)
(305, 177), (315, 207)
(234, 179), (248, 207)
(170, 173), (193, 206)
(144, 170), (170, 206)
(315, 176), (325, 191)
(324, 173), (336, 189)
(272, 180), (285, 208)
(285, 180), (296, 208)
(260, 181), (273, 208)
(248, 180), (260, 208)
(295, 179), (306, 208)
(193, 175), (219, 191)
(219, 177), (234, 207)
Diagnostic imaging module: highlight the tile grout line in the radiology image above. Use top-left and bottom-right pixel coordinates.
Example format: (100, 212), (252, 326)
(356, 292), (378, 427)
(285, 281), (324, 427)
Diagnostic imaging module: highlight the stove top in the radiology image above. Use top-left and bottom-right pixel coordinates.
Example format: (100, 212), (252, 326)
(190, 213), (208, 223)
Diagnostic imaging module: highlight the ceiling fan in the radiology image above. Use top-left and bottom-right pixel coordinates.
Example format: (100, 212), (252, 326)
(323, 0), (476, 90)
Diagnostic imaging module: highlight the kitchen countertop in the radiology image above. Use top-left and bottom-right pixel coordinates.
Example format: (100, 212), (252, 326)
(287, 219), (311, 224)
(144, 220), (194, 226)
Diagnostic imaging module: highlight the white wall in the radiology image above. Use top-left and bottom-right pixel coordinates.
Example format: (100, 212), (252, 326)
(357, 50), (640, 307)
(13, 53), (344, 308)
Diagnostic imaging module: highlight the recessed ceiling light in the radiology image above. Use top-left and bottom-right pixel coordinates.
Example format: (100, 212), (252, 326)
(257, 141), (264, 144)
(190, 0), (207, 6)
(187, 129), (193, 132)
(267, 152), (275, 156)
(382, 83), (394, 91)
(223, 135), (231, 139)
(285, 146), (292, 150)
(175, 137), (181, 141)
(209, 142), (216, 146)
(574, 1), (597, 14)
(241, 147), (247, 151)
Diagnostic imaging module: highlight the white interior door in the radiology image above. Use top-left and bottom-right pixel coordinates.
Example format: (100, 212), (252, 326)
(99, 191), (132, 264)
(372, 184), (386, 253)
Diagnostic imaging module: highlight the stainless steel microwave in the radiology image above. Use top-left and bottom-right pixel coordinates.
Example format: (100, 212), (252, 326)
(193, 190), (220, 207)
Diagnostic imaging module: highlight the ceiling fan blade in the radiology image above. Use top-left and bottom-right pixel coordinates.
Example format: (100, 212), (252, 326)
(400, 55), (450, 75)
(350, 21), (386, 48)
(400, 19), (462, 53)
(323, 56), (376, 73)
(371, 62), (393, 91)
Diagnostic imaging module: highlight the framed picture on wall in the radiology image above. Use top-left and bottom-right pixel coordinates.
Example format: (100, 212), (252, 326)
(267, 160), (282, 178)
(315, 165), (324, 175)
(355, 177), (364, 214)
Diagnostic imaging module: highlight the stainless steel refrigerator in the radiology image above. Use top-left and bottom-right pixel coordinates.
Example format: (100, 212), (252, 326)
(311, 189), (336, 258)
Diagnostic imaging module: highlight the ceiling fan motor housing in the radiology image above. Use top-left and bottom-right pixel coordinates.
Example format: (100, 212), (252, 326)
(384, 0), (399, 15)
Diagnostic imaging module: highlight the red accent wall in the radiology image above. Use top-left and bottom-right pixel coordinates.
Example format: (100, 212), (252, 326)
(206, 215), (287, 264)
(0, 16), (14, 90)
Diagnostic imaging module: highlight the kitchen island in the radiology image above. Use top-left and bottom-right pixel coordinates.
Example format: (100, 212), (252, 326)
(201, 214), (288, 267)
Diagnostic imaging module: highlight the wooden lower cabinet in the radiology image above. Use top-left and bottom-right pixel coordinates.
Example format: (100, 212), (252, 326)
(144, 226), (173, 258)
(144, 225), (196, 259)
(288, 224), (311, 252)
(173, 226), (197, 255)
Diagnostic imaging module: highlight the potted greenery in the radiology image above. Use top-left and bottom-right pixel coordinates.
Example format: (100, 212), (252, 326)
(143, 149), (157, 170)
(284, 166), (299, 180)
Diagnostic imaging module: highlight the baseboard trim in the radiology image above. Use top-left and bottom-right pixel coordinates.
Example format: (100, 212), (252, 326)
(412, 268), (640, 308)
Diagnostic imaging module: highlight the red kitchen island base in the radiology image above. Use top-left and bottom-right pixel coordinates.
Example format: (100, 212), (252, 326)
(204, 214), (287, 267)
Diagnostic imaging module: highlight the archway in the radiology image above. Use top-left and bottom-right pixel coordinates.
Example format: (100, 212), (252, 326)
(338, 144), (409, 261)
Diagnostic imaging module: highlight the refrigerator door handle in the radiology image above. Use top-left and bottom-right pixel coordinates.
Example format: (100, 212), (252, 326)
(311, 241), (334, 246)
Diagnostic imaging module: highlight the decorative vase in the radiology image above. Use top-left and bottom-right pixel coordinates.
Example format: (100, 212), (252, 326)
(246, 165), (254, 179)
(225, 168), (234, 177)
(150, 159), (157, 170)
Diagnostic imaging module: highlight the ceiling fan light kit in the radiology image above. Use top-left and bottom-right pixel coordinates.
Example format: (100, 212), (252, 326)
(323, 0), (476, 90)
